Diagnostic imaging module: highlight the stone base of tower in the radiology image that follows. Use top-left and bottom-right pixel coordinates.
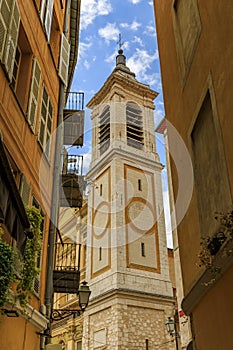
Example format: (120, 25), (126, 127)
(82, 289), (176, 350)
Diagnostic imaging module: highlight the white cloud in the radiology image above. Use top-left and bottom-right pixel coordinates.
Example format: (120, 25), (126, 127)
(120, 20), (142, 31)
(122, 41), (130, 50)
(132, 36), (144, 47)
(83, 152), (92, 174)
(154, 107), (165, 126)
(105, 52), (116, 64)
(78, 41), (92, 59)
(143, 24), (157, 37)
(80, 0), (112, 30)
(98, 23), (120, 44)
(148, 1), (153, 6)
(84, 60), (90, 70)
(127, 48), (159, 86)
(129, 0), (141, 4)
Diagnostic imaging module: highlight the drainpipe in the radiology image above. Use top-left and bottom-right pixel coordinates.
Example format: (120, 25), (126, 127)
(44, 0), (71, 346)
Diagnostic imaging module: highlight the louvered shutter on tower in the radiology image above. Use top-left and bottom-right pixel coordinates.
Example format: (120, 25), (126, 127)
(27, 59), (41, 130)
(3, 0), (20, 80)
(58, 33), (70, 86)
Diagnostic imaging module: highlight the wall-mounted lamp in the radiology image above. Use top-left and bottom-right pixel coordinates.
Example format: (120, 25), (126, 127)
(165, 317), (175, 335)
(78, 281), (91, 311)
(51, 281), (91, 321)
(165, 316), (179, 349)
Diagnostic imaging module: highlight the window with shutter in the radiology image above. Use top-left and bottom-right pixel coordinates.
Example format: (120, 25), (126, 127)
(2, 0), (20, 80)
(59, 33), (70, 86)
(19, 174), (31, 206)
(38, 85), (53, 158)
(11, 46), (21, 90)
(0, 0), (12, 60)
(40, 0), (54, 41)
(27, 58), (41, 131)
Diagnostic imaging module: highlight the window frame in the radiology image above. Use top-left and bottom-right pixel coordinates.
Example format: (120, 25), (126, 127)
(38, 84), (53, 159)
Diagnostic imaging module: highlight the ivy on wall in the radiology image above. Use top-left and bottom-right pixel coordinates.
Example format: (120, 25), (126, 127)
(0, 228), (14, 307)
(17, 206), (43, 306)
(0, 206), (43, 309)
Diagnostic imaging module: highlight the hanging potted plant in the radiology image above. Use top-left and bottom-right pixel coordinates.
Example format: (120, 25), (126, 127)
(198, 210), (233, 270)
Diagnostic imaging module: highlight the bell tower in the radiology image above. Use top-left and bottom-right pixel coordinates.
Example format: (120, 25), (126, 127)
(83, 50), (175, 349)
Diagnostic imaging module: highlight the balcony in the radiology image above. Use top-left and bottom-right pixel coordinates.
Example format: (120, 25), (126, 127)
(60, 154), (84, 208)
(53, 242), (81, 294)
(63, 92), (84, 147)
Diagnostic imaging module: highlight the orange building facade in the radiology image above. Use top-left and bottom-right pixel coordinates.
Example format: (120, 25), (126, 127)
(0, 1), (81, 349)
(154, 1), (233, 349)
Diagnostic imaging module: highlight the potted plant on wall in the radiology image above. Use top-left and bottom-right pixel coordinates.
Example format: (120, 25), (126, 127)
(198, 210), (233, 271)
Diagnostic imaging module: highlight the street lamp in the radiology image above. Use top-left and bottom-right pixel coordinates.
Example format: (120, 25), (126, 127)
(78, 281), (91, 311)
(51, 281), (91, 321)
(165, 317), (179, 349)
(166, 317), (175, 335)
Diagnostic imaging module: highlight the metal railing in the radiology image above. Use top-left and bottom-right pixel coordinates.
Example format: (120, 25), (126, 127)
(62, 154), (83, 176)
(65, 92), (84, 111)
(54, 242), (81, 271)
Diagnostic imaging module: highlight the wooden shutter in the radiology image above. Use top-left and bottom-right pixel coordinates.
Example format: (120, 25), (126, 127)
(19, 174), (30, 206)
(27, 59), (41, 130)
(40, 0), (46, 23)
(3, 0), (20, 80)
(44, 0), (54, 40)
(0, 0), (13, 60)
(58, 33), (70, 86)
(39, 86), (53, 157)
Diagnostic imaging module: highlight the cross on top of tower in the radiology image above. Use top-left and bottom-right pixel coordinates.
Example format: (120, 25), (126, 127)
(117, 33), (124, 54)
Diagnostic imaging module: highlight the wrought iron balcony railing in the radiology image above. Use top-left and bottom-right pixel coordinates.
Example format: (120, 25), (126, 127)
(53, 242), (81, 294)
(62, 154), (83, 176)
(60, 154), (84, 208)
(65, 92), (84, 111)
(64, 92), (84, 147)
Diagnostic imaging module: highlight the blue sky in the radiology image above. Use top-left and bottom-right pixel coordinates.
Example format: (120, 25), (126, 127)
(70, 0), (172, 246)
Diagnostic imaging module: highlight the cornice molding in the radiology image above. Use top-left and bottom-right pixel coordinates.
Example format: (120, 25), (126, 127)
(86, 147), (162, 180)
(87, 71), (158, 109)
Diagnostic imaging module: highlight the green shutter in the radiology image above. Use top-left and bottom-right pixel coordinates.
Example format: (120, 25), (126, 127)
(27, 58), (41, 130)
(59, 33), (70, 86)
(0, 0), (13, 60)
(19, 174), (30, 206)
(44, 0), (54, 40)
(3, 0), (20, 80)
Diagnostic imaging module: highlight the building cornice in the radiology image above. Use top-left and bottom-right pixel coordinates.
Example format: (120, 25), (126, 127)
(87, 71), (158, 109)
(5, 294), (48, 331)
(86, 147), (163, 180)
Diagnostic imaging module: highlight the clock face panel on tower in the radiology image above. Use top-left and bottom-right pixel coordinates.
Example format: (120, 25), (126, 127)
(124, 164), (160, 272)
